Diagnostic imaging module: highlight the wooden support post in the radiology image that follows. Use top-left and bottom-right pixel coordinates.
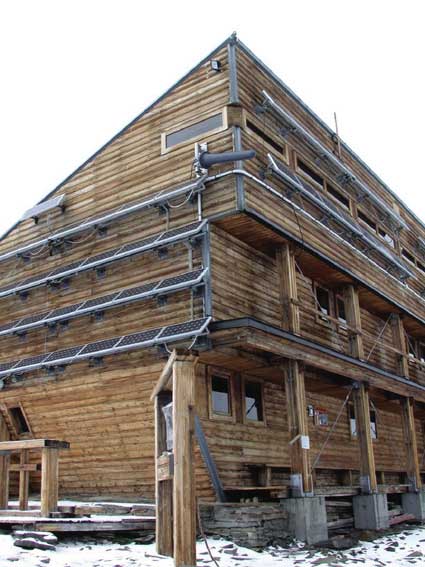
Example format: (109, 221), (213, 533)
(277, 243), (300, 335)
(284, 360), (312, 495)
(353, 382), (377, 493)
(400, 397), (422, 491)
(390, 314), (409, 377)
(40, 448), (59, 517)
(173, 354), (197, 567)
(343, 285), (364, 359)
(0, 415), (10, 509)
(155, 391), (173, 558)
(19, 449), (29, 511)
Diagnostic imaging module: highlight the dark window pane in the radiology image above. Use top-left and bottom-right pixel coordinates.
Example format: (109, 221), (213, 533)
(297, 159), (324, 188)
(245, 380), (263, 422)
(402, 248), (415, 264)
(10, 406), (29, 434)
(211, 375), (230, 415)
(166, 113), (223, 148)
(337, 297), (346, 323)
(246, 120), (284, 154)
(327, 183), (350, 209)
(316, 286), (330, 316)
(358, 210), (377, 231)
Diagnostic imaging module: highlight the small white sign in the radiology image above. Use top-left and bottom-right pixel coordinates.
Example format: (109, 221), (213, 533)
(301, 435), (310, 449)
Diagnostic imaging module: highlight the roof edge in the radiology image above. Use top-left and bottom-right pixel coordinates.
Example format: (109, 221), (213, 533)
(1, 34), (235, 242)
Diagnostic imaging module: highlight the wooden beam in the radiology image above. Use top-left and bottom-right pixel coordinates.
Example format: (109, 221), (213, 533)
(277, 243), (300, 334)
(173, 354), (197, 567)
(390, 314), (409, 377)
(19, 450), (29, 511)
(343, 285), (364, 359)
(284, 360), (312, 495)
(41, 448), (59, 517)
(0, 414), (9, 509)
(0, 439), (69, 452)
(155, 391), (173, 558)
(151, 350), (177, 401)
(400, 397), (422, 491)
(353, 382), (377, 493)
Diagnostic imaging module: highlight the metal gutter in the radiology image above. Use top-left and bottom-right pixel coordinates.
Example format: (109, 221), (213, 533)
(210, 317), (425, 395)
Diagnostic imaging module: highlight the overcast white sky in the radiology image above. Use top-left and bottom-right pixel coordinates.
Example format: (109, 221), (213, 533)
(0, 0), (424, 236)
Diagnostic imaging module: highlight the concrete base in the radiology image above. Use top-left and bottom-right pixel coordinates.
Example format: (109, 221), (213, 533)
(353, 493), (389, 530)
(281, 497), (328, 544)
(402, 491), (425, 521)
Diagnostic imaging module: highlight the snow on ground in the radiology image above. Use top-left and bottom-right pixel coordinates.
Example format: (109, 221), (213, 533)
(1, 527), (425, 566)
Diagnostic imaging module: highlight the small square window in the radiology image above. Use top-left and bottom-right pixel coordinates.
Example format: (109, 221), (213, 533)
(336, 296), (346, 324)
(348, 403), (377, 440)
(7, 405), (31, 436)
(208, 369), (234, 420)
(315, 285), (331, 317)
(244, 380), (264, 423)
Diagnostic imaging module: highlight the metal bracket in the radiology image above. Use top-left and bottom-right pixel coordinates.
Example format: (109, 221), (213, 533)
(194, 142), (208, 177)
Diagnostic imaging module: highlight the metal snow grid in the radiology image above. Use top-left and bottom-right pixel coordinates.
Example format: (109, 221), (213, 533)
(156, 269), (204, 289)
(83, 293), (119, 310)
(14, 354), (48, 369)
(79, 338), (120, 356)
(0, 317), (211, 379)
(0, 268), (207, 337)
(261, 90), (407, 230)
(22, 195), (65, 221)
(117, 329), (160, 347)
(268, 155), (412, 280)
(18, 312), (49, 326)
(0, 220), (206, 298)
(1, 177), (206, 264)
(158, 318), (210, 339)
(119, 235), (159, 254)
(45, 346), (84, 362)
(117, 282), (157, 299)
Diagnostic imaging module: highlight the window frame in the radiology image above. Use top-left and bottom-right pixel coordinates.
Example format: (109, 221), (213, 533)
(241, 376), (266, 427)
(161, 107), (228, 154)
(357, 207), (397, 250)
(348, 402), (378, 440)
(4, 403), (32, 438)
(314, 282), (333, 322)
(246, 116), (289, 162)
(207, 366), (236, 422)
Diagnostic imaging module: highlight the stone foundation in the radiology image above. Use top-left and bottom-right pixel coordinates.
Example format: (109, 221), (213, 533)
(200, 502), (290, 548)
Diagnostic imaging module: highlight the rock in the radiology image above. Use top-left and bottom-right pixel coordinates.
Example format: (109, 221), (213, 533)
(39, 559), (51, 564)
(14, 538), (56, 551)
(407, 551), (423, 558)
(385, 546), (397, 552)
(13, 531), (58, 545)
(134, 534), (155, 544)
(315, 535), (358, 550)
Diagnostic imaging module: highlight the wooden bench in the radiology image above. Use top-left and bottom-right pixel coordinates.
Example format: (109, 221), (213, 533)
(0, 439), (70, 517)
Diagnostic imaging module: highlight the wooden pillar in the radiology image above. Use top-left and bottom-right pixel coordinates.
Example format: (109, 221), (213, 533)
(284, 360), (312, 495)
(40, 448), (59, 517)
(343, 285), (364, 359)
(0, 415), (10, 509)
(19, 449), (29, 511)
(277, 243), (300, 334)
(400, 397), (422, 491)
(155, 391), (173, 558)
(390, 314), (409, 377)
(353, 382), (377, 493)
(173, 354), (197, 567)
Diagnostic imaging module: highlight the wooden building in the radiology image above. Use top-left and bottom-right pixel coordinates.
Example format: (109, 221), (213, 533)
(1, 33), (425, 558)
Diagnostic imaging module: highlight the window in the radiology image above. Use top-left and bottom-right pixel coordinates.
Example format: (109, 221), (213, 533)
(208, 368), (234, 420)
(315, 285), (331, 317)
(246, 119), (286, 156)
(336, 295), (347, 324)
(358, 210), (377, 231)
(378, 228), (395, 248)
(327, 183), (350, 210)
(348, 403), (377, 440)
(7, 405), (31, 436)
(297, 158), (325, 188)
(162, 111), (225, 151)
(243, 379), (264, 423)
(402, 248), (415, 265)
